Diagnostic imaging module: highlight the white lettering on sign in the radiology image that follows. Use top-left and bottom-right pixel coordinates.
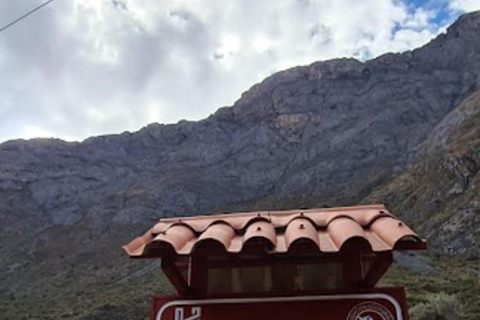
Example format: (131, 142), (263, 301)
(174, 307), (202, 320)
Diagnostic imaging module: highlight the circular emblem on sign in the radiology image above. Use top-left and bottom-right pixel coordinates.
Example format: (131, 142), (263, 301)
(347, 302), (395, 320)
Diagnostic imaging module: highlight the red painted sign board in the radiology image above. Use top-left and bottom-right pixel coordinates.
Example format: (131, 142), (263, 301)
(152, 288), (409, 320)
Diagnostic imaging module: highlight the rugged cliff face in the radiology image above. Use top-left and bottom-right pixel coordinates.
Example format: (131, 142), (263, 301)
(364, 89), (480, 255)
(1, 11), (480, 320)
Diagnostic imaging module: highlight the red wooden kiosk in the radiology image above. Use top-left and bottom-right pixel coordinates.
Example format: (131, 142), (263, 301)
(124, 204), (426, 320)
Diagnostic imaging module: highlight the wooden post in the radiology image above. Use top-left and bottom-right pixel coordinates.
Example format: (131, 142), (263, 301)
(361, 252), (393, 288)
(341, 250), (363, 288)
(190, 255), (207, 296)
(161, 257), (189, 295)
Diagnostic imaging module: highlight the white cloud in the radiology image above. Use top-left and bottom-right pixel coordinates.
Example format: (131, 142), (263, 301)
(450, 0), (480, 12)
(21, 125), (53, 140)
(0, 0), (470, 142)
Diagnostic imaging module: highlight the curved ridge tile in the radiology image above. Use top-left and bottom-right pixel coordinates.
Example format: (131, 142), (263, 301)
(324, 214), (358, 227)
(151, 222), (172, 235)
(327, 217), (368, 249)
(243, 221), (277, 249)
(124, 204), (424, 258)
(177, 219), (210, 232)
(341, 209), (391, 226)
(241, 215), (272, 230)
(176, 239), (197, 255)
(159, 212), (272, 232)
(228, 214), (266, 230)
(364, 231), (390, 251)
(269, 214), (292, 228)
(394, 235), (424, 250)
(151, 225), (196, 253)
(306, 210), (352, 227)
(360, 210), (394, 226)
(275, 235), (287, 253)
(284, 218), (319, 250)
(318, 231), (339, 252)
(152, 205), (394, 231)
(283, 214), (318, 229)
(123, 229), (154, 256)
(303, 210), (329, 227)
(369, 217), (419, 249)
(196, 223), (236, 251)
(228, 235), (244, 252)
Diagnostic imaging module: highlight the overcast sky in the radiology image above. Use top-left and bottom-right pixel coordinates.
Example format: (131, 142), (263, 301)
(0, 0), (479, 142)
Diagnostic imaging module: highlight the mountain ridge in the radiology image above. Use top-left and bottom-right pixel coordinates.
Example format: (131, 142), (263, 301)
(1, 11), (480, 320)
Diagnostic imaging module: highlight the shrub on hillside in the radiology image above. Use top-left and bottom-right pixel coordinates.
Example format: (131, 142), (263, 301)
(410, 292), (461, 320)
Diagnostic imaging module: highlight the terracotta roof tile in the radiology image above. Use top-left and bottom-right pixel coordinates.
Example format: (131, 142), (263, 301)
(124, 204), (425, 258)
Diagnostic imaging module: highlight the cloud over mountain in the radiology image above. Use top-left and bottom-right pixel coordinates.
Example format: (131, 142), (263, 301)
(0, 0), (477, 142)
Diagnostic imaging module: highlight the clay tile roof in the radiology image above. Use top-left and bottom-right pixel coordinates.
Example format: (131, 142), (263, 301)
(123, 204), (426, 258)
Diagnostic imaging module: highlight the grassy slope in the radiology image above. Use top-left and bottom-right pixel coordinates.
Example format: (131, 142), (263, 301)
(382, 255), (480, 320)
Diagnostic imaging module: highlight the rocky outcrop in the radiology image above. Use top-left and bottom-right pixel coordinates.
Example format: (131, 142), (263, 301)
(364, 89), (480, 255)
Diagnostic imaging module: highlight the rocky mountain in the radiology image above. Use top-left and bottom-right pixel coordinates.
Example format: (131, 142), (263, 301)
(1, 11), (480, 320)
(364, 89), (480, 254)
